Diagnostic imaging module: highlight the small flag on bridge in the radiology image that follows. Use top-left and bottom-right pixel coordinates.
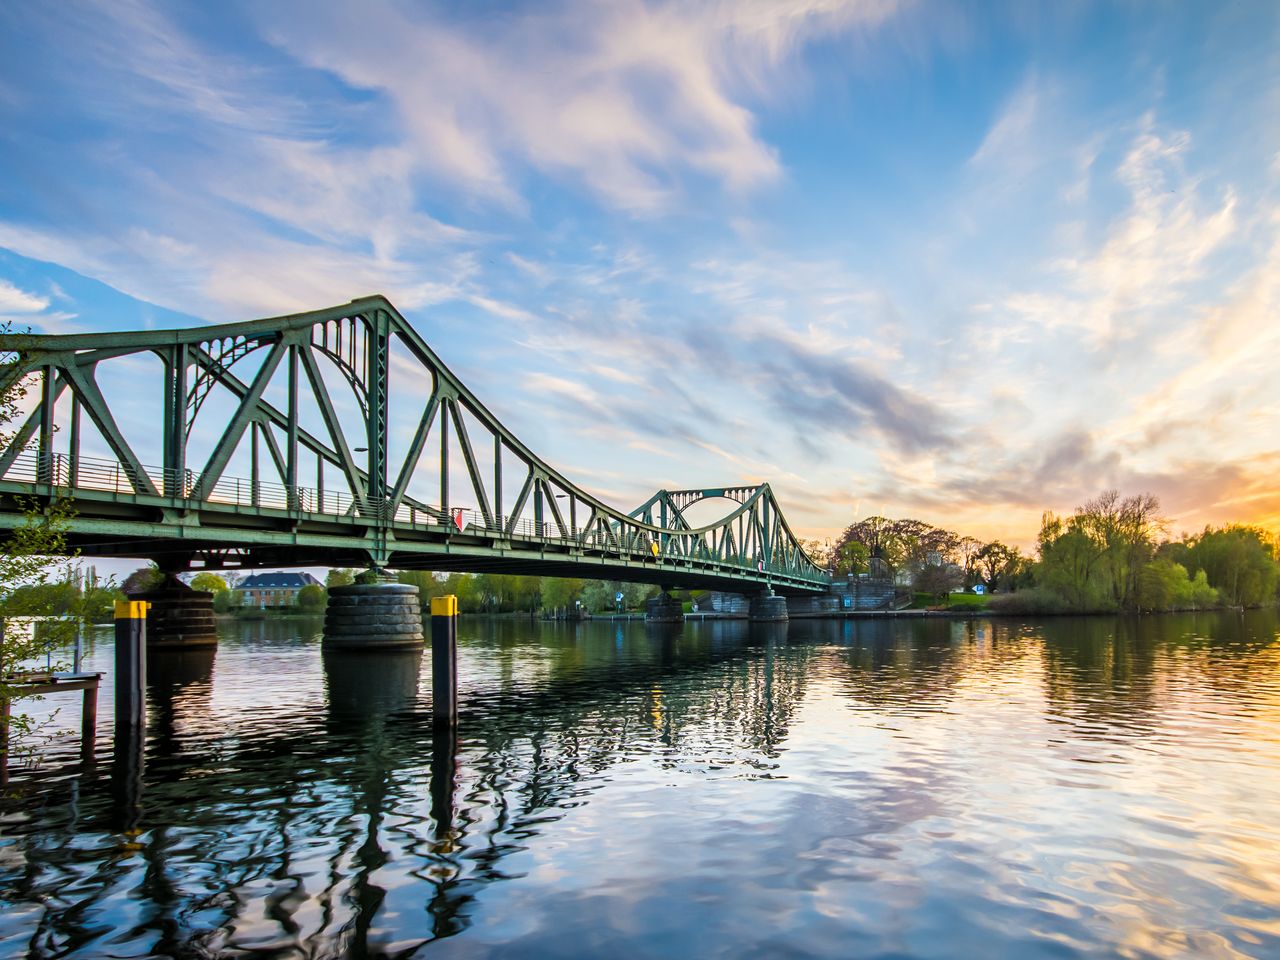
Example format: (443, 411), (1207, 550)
(452, 508), (465, 532)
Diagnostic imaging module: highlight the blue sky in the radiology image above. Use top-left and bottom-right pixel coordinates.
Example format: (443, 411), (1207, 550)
(1, 0), (1278, 549)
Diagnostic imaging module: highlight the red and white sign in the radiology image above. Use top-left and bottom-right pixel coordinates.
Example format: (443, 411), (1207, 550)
(452, 508), (465, 532)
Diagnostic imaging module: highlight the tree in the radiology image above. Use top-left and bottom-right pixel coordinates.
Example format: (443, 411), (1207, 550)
(188, 572), (228, 594)
(975, 542), (1020, 593)
(122, 563), (163, 595)
(1036, 512), (1109, 609)
(1186, 526), (1279, 606)
(325, 568), (357, 589)
(956, 536), (983, 588)
(833, 540), (869, 576)
(1074, 490), (1164, 608)
(1136, 559), (1219, 611)
(580, 579), (616, 613)
(0, 342), (84, 758)
(296, 584), (327, 612)
(915, 563), (961, 602)
(540, 577), (584, 613)
(212, 588), (244, 614)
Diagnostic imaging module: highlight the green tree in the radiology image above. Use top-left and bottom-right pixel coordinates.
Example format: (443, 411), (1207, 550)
(1136, 558), (1219, 611)
(975, 542), (1020, 593)
(1036, 512), (1110, 610)
(1074, 490), (1163, 608)
(0, 496), (80, 757)
(540, 577), (584, 613)
(833, 541), (869, 576)
(580, 579), (615, 613)
(188, 572), (228, 594)
(212, 588), (244, 614)
(296, 583), (326, 612)
(1186, 526), (1279, 606)
(325, 568), (357, 589)
(0, 343), (85, 758)
(121, 563), (163, 595)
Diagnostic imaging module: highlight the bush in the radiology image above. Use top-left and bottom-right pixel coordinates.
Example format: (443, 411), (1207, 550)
(987, 588), (1078, 615)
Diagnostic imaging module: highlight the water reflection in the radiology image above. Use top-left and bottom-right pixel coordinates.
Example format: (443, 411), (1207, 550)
(0, 612), (1278, 958)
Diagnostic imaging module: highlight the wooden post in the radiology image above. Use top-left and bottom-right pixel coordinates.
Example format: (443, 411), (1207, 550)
(81, 680), (98, 763)
(430, 595), (458, 726)
(0, 696), (9, 788)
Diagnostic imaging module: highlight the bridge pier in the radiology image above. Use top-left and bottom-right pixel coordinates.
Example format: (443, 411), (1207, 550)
(749, 590), (789, 623)
(644, 592), (684, 624)
(128, 574), (218, 648)
(323, 582), (425, 650)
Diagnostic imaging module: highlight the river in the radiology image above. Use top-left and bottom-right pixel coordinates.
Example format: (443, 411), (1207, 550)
(2, 611), (1279, 958)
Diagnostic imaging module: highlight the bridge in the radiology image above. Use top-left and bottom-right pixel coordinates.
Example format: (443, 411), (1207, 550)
(0, 296), (830, 598)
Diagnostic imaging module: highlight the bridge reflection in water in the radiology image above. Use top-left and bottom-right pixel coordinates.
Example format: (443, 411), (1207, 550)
(3, 612), (1280, 958)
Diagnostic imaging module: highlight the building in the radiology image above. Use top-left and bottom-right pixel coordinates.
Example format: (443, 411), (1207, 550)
(235, 571), (322, 609)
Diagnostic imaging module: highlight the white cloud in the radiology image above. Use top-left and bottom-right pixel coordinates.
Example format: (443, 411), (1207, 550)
(970, 77), (1040, 170)
(253, 0), (905, 213)
(0, 279), (49, 314)
(994, 117), (1237, 347)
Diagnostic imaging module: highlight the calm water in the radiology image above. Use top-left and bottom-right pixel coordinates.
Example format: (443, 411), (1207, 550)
(2, 612), (1280, 959)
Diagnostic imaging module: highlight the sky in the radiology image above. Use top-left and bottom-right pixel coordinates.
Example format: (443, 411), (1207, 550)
(1, 0), (1279, 552)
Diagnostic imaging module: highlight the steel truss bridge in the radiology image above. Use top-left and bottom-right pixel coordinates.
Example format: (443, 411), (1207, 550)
(0, 296), (829, 595)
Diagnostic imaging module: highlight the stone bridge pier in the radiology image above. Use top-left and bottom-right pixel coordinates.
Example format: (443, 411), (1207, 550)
(322, 581), (425, 651)
(644, 591), (685, 624)
(128, 571), (218, 648)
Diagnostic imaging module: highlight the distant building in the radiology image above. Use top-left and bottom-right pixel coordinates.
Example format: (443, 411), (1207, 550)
(236, 571), (322, 609)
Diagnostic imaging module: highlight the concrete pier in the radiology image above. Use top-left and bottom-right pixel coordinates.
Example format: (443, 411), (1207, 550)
(129, 575), (217, 648)
(644, 592), (685, 624)
(323, 582), (424, 650)
(748, 590), (789, 622)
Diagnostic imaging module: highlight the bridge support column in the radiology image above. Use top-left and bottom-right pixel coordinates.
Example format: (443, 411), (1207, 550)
(644, 592), (684, 624)
(749, 590), (789, 623)
(129, 574), (218, 648)
(323, 582), (424, 650)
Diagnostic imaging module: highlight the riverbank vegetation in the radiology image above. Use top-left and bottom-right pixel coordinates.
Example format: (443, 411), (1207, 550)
(824, 490), (1279, 615)
(390, 571), (658, 616)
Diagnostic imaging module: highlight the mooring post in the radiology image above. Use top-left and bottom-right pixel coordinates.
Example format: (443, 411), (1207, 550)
(114, 600), (149, 731)
(430, 595), (458, 726)
(81, 680), (98, 764)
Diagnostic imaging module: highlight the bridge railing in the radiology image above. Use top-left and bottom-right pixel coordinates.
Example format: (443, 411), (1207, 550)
(4, 448), (815, 578)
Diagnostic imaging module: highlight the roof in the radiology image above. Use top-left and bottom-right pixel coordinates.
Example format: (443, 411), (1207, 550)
(237, 571), (321, 589)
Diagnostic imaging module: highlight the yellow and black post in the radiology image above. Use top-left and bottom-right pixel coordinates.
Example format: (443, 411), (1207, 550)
(430, 595), (458, 726)
(114, 600), (149, 731)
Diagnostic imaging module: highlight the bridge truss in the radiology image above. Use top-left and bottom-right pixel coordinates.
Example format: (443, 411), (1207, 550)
(0, 297), (829, 594)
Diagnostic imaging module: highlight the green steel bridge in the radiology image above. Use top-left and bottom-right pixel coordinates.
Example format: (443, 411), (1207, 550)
(0, 296), (830, 595)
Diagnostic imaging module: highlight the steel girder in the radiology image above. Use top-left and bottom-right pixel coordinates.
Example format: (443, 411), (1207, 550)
(0, 296), (830, 593)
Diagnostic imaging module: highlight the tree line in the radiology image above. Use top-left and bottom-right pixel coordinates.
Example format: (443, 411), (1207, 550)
(817, 489), (1278, 614)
